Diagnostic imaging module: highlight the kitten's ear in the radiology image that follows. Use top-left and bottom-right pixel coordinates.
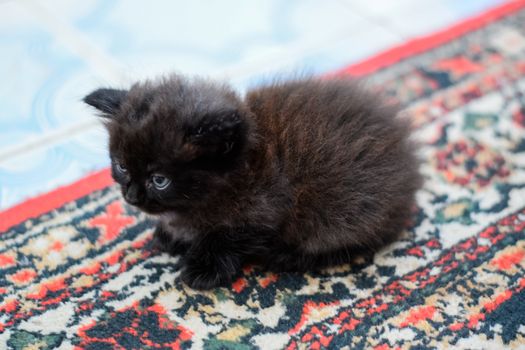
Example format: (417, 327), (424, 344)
(185, 110), (247, 157)
(83, 88), (127, 116)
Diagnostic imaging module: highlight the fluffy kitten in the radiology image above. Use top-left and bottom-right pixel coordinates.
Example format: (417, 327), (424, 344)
(84, 75), (422, 289)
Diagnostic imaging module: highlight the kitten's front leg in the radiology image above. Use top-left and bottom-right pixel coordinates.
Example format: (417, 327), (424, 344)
(181, 231), (242, 290)
(152, 224), (191, 256)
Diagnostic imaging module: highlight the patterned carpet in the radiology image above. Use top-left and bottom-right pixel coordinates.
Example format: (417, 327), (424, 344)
(2, 2), (525, 349)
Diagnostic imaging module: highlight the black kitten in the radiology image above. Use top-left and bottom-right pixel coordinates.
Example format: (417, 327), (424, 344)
(84, 75), (422, 289)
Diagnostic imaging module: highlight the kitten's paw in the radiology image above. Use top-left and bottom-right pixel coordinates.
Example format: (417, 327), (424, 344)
(181, 256), (239, 290)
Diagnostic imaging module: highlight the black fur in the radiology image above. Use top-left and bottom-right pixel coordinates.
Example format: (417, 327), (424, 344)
(84, 74), (422, 289)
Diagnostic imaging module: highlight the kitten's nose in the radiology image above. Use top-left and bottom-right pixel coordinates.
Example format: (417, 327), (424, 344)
(124, 184), (143, 205)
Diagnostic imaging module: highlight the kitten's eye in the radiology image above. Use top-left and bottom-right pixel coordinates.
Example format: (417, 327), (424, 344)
(151, 174), (171, 190)
(115, 162), (128, 174)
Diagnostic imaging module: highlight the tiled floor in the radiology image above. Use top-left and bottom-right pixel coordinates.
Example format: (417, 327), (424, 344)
(0, 0), (503, 210)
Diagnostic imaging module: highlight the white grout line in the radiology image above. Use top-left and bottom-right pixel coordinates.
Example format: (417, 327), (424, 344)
(0, 119), (101, 164)
(341, 0), (408, 40)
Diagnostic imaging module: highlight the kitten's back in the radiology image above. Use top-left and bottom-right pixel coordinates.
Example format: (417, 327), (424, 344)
(245, 78), (421, 253)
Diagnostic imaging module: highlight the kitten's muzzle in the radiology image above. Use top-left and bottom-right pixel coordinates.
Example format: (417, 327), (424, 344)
(124, 184), (144, 205)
